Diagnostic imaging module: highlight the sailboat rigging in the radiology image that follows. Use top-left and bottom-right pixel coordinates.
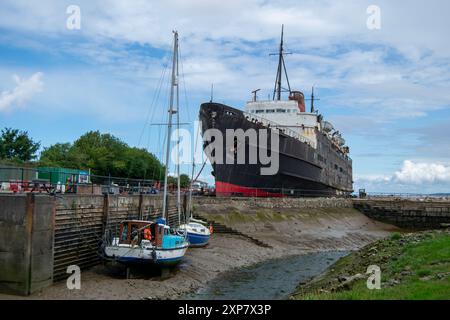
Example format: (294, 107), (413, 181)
(102, 31), (189, 266)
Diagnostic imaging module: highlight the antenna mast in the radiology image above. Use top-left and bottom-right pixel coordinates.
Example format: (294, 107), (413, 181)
(210, 83), (214, 102)
(309, 86), (320, 113)
(271, 25), (291, 100)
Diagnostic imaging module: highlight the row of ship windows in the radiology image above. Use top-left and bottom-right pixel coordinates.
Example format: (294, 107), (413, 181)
(249, 109), (298, 114)
(317, 154), (344, 173)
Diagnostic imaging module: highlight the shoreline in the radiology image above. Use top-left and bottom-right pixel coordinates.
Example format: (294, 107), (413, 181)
(291, 229), (450, 300)
(0, 208), (398, 300)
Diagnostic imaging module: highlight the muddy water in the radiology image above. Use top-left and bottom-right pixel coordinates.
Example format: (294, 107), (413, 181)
(186, 250), (348, 300)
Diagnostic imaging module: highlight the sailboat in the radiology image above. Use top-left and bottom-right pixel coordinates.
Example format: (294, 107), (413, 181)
(177, 125), (212, 247)
(103, 31), (189, 266)
(178, 218), (212, 247)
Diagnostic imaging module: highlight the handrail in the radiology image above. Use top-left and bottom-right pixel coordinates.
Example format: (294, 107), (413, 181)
(242, 111), (314, 146)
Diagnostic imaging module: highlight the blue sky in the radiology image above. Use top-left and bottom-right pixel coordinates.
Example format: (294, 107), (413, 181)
(1, 0), (449, 193)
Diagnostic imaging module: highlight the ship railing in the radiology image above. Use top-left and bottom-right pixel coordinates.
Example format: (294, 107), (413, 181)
(242, 111), (314, 146)
(331, 140), (352, 161)
(208, 185), (353, 198)
(359, 192), (450, 201)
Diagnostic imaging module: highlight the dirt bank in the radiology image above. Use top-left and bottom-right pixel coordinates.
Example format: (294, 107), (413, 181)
(0, 208), (399, 300)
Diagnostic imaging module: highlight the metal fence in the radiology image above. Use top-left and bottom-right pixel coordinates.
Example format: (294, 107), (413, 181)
(202, 184), (351, 198)
(0, 166), (163, 195)
(1, 166), (352, 198)
(359, 192), (450, 200)
(8, 167), (444, 199)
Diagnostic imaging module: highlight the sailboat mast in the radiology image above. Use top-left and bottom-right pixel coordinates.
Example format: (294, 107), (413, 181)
(162, 31), (178, 220)
(176, 38), (181, 226)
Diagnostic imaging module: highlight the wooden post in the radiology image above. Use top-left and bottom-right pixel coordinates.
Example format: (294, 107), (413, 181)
(25, 193), (35, 296)
(183, 193), (187, 218)
(102, 194), (109, 235)
(138, 193), (144, 220)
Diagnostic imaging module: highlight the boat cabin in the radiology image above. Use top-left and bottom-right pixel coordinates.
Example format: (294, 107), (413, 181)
(118, 220), (163, 246)
(117, 220), (185, 249)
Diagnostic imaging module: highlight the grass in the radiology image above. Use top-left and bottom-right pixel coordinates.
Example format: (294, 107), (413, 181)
(390, 232), (402, 241)
(291, 230), (450, 300)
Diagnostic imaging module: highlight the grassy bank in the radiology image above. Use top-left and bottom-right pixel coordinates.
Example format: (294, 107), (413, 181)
(291, 230), (450, 300)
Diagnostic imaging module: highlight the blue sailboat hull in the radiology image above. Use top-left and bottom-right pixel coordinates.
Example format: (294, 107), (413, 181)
(187, 232), (210, 247)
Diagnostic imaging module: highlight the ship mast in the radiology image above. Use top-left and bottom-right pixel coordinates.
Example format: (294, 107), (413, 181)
(162, 31), (179, 221)
(309, 86), (320, 113)
(271, 25), (291, 101)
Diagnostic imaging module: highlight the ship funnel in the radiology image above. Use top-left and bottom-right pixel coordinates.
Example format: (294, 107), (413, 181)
(289, 91), (305, 112)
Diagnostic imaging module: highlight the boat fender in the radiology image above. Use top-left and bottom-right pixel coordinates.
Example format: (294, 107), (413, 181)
(144, 228), (152, 240)
(152, 248), (157, 263)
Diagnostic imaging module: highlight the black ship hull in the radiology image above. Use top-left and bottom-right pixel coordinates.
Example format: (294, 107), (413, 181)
(199, 103), (353, 197)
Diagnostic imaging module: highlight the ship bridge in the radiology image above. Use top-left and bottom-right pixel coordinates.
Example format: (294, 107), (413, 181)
(245, 100), (319, 148)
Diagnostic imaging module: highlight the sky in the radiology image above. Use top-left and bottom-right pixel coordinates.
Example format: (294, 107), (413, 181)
(0, 0), (449, 194)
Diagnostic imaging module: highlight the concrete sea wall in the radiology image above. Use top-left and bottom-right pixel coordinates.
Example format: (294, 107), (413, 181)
(0, 194), (54, 296)
(353, 199), (450, 229)
(192, 197), (353, 214)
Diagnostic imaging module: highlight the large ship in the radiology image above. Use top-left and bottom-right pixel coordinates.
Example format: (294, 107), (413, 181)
(199, 26), (353, 197)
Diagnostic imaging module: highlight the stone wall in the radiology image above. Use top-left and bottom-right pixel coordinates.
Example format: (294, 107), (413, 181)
(192, 196), (353, 215)
(353, 199), (450, 229)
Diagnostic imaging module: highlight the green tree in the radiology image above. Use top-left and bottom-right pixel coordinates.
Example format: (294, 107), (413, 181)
(124, 147), (165, 180)
(180, 174), (190, 188)
(0, 128), (40, 162)
(39, 143), (74, 167)
(39, 131), (165, 180)
(71, 131), (128, 177)
(166, 174), (190, 188)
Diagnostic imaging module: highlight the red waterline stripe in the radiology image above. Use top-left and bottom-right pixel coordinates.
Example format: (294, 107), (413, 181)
(215, 181), (284, 198)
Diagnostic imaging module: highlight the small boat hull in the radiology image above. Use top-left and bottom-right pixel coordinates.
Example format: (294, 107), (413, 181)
(187, 232), (210, 247)
(179, 222), (211, 247)
(104, 244), (188, 267)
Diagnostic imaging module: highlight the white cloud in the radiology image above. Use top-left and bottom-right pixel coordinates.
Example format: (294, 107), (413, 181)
(355, 160), (450, 193)
(0, 72), (44, 112)
(356, 174), (391, 183)
(1, 1), (449, 120)
(393, 160), (450, 185)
